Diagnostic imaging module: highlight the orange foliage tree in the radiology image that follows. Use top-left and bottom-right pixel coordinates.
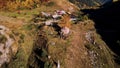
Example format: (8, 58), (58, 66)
(59, 14), (71, 28)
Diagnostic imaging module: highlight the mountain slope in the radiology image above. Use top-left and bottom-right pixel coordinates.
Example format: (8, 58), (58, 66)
(0, 0), (116, 68)
(69, 0), (112, 8)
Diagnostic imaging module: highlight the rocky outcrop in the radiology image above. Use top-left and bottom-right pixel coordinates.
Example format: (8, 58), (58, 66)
(0, 25), (14, 67)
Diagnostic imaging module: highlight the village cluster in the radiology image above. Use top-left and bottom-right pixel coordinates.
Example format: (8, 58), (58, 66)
(35, 10), (79, 39)
(35, 10), (97, 43)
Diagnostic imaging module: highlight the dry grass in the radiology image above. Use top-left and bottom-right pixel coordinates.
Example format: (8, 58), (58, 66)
(64, 23), (91, 68)
(7, 24), (36, 68)
(0, 1), (60, 22)
(0, 16), (37, 68)
(0, 0), (41, 11)
(52, 0), (79, 12)
(0, 0), (55, 11)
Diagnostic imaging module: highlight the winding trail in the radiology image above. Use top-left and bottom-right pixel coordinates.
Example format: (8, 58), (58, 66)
(65, 24), (90, 68)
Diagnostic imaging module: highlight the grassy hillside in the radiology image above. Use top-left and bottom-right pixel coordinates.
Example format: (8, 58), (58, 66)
(0, 0), (116, 68)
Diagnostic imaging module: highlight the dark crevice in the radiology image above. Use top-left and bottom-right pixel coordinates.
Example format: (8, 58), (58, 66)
(27, 31), (48, 68)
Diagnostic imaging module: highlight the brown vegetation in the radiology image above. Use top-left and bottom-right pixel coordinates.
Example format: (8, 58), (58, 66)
(0, 0), (50, 11)
(0, 0), (116, 68)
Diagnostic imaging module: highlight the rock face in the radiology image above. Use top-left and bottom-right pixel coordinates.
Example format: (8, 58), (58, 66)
(81, 1), (120, 67)
(0, 25), (14, 67)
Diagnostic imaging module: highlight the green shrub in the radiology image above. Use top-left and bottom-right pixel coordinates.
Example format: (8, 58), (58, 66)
(44, 61), (53, 68)
(117, 40), (120, 46)
(41, 48), (48, 57)
(20, 34), (25, 40)
(0, 34), (7, 44)
(18, 34), (25, 44)
(78, 14), (89, 21)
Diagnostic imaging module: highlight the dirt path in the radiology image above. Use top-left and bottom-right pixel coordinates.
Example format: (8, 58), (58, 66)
(65, 24), (91, 68)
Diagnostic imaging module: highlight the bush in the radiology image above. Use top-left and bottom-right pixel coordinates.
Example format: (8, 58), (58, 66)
(78, 14), (88, 21)
(0, 34), (7, 44)
(117, 40), (120, 46)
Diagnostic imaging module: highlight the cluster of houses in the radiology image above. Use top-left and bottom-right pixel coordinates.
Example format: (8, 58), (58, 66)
(37, 10), (79, 39)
